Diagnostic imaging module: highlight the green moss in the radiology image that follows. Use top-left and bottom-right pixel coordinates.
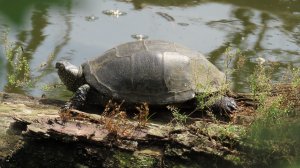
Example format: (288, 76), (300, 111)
(111, 151), (160, 168)
(224, 154), (243, 166)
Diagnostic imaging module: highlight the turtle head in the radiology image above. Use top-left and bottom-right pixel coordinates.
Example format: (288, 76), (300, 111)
(56, 61), (86, 92)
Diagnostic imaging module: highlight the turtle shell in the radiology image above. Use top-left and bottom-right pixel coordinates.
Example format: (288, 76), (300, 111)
(81, 40), (225, 105)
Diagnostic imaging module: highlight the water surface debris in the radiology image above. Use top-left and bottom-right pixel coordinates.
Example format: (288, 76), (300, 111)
(131, 34), (149, 41)
(156, 12), (175, 22)
(85, 15), (99, 21)
(103, 9), (127, 17)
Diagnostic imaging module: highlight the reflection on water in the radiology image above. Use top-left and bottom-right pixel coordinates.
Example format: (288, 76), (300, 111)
(0, 0), (70, 25)
(0, 0), (73, 98)
(0, 0), (299, 98)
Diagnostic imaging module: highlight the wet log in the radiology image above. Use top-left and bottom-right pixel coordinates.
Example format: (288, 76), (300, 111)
(0, 91), (256, 168)
(0, 92), (62, 162)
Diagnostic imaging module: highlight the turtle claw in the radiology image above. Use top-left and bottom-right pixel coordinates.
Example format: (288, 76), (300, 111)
(223, 97), (237, 112)
(213, 96), (237, 114)
(60, 102), (73, 113)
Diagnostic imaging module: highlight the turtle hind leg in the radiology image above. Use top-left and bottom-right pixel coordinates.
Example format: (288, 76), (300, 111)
(61, 84), (90, 112)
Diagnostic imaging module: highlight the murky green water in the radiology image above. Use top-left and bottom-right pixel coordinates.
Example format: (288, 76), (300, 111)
(0, 0), (299, 99)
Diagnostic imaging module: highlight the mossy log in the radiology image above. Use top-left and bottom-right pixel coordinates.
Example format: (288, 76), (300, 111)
(0, 91), (256, 168)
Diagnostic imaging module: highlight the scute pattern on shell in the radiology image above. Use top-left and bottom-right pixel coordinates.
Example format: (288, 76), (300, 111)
(81, 40), (225, 105)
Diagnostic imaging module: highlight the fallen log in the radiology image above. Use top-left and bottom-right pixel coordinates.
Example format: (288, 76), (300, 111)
(0, 91), (257, 168)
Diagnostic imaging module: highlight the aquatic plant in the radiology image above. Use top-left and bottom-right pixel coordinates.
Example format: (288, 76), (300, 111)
(1, 31), (31, 91)
(101, 100), (130, 134)
(135, 102), (152, 127)
(195, 47), (243, 118)
(248, 63), (272, 99)
(244, 60), (300, 167)
(167, 105), (188, 126)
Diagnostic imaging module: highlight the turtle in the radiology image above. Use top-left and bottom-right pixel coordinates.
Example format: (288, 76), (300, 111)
(56, 40), (237, 113)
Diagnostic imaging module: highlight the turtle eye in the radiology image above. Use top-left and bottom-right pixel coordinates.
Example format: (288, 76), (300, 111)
(55, 62), (61, 69)
(55, 62), (65, 69)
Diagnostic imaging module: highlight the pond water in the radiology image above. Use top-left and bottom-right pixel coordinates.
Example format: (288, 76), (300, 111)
(0, 0), (299, 100)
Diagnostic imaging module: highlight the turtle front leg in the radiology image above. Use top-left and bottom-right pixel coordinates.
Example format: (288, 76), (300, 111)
(61, 84), (90, 112)
(211, 96), (237, 114)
